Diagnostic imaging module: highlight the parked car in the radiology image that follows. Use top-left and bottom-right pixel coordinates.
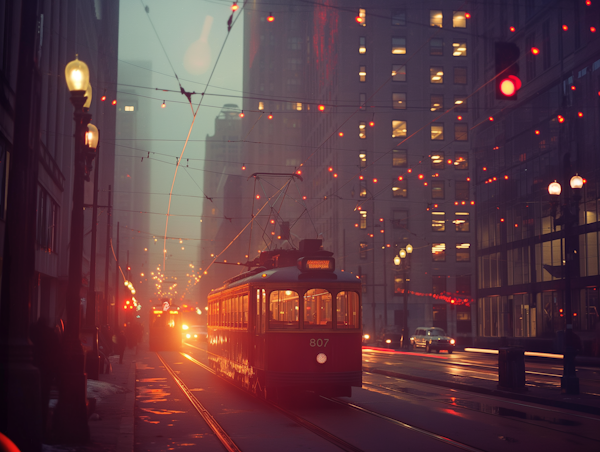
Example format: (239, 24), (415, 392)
(411, 327), (455, 353)
(376, 325), (403, 348)
(183, 324), (208, 342)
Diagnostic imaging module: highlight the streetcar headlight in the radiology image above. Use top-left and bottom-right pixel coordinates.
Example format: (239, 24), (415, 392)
(316, 353), (327, 364)
(194, 334), (198, 338)
(186, 333), (191, 338)
(386, 339), (392, 344)
(450, 339), (455, 345)
(182, 324), (189, 330)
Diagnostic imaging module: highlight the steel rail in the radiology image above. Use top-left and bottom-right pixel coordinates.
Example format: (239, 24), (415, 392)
(156, 352), (241, 452)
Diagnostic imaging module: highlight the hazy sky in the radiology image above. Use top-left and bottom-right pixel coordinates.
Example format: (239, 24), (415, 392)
(118, 0), (244, 295)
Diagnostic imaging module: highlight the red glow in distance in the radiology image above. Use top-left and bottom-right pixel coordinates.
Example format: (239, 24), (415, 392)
(268, 113), (273, 119)
(510, 26), (516, 32)
(373, 178), (378, 183)
(535, 130), (540, 135)
(571, 85), (576, 90)
(231, 2), (238, 11)
(465, 12), (471, 19)
(296, 170), (302, 175)
(101, 95), (106, 102)
(333, 173), (338, 178)
(500, 78), (517, 96)
(328, 167), (333, 172)
(531, 47), (540, 55)
(369, 121), (375, 127)
(267, 13), (274, 22)
(239, 111), (244, 118)
(418, 174), (424, 179)
(339, 132), (344, 137)
(586, 0), (591, 5)
(356, 16), (363, 23)
(591, 27), (597, 32)
(578, 112), (583, 117)
(112, 100), (117, 105)
(562, 24), (568, 31)
(318, 104), (325, 111)
(457, 116), (462, 121)
(398, 176), (403, 180)
(359, 175), (364, 180)
(489, 117), (494, 122)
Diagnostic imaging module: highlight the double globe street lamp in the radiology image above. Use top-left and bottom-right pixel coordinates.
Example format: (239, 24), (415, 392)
(394, 243), (413, 349)
(53, 55), (99, 442)
(548, 173), (583, 395)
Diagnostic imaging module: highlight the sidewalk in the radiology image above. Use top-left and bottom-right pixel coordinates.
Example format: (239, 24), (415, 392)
(45, 347), (139, 452)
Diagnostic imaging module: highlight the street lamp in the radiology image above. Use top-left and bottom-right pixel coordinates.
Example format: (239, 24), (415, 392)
(548, 175), (582, 395)
(395, 243), (412, 349)
(54, 55), (96, 442)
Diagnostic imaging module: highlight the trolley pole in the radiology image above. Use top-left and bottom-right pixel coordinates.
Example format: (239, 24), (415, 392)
(102, 185), (112, 326)
(114, 222), (119, 330)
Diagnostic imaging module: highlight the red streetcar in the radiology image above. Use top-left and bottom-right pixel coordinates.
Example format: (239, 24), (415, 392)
(207, 239), (362, 399)
(149, 299), (182, 351)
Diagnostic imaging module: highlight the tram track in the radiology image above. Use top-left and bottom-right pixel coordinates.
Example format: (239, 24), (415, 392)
(174, 344), (486, 451)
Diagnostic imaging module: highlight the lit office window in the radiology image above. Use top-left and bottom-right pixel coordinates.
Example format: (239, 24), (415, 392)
(359, 65), (366, 82)
(431, 94), (444, 112)
(359, 152), (367, 168)
(456, 243), (471, 262)
(358, 8), (366, 26)
(360, 211), (367, 229)
(432, 243), (446, 261)
(392, 179), (408, 198)
(392, 120), (407, 138)
(430, 67), (444, 83)
(430, 10), (443, 27)
(359, 37), (366, 54)
(453, 11), (467, 28)
(392, 65), (406, 81)
(454, 152), (469, 169)
(432, 212), (446, 232)
(258, 101), (264, 110)
(359, 181), (367, 198)
(453, 42), (467, 57)
(430, 152), (445, 169)
(392, 149), (407, 167)
(392, 37), (407, 54)
(431, 123), (444, 140)
(296, 103), (303, 111)
(454, 96), (467, 112)
(454, 212), (470, 232)
(124, 106), (135, 111)
(393, 92), (406, 109)
(359, 121), (367, 139)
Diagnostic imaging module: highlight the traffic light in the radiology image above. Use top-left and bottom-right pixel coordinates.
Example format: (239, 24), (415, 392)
(495, 42), (521, 100)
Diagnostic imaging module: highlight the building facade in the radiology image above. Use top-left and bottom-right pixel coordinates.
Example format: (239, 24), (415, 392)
(471, 0), (600, 354)
(240, 1), (477, 342)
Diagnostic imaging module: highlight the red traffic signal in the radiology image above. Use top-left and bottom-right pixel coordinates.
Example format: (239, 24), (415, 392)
(495, 42), (521, 100)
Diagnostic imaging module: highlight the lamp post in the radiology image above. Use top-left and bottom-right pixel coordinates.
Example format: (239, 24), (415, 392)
(53, 55), (98, 442)
(395, 243), (412, 349)
(548, 174), (582, 395)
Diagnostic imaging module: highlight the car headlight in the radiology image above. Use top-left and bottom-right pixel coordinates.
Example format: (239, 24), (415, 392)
(182, 324), (189, 330)
(363, 334), (370, 340)
(186, 333), (191, 338)
(450, 339), (455, 345)
(194, 334), (198, 338)
(386, 339), (392, 344)
(410, 337), (414, 341)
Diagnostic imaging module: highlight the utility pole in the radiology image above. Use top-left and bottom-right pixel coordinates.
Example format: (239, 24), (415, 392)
(102, 186), (112, 326)
(86, 140), (100, 328)
(114, 222), (120, 330)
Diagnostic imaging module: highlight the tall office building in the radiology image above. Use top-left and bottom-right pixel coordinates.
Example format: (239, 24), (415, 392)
(241, 1), (477, 341)
(198, 105), (243, 305)
(471, 1), (600, 352)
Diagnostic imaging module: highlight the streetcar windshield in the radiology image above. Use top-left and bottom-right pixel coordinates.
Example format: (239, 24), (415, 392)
(336, 291), (360, 329)
(269, 290), (299, 329)
(304, 289), (332, 329)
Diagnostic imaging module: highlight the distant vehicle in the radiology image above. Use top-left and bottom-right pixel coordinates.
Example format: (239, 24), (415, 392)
(149, 300), (182, 352)
(411, 327), (455, 353)
(362, 332), (371, 345)
(376, 325), (403, 348)
(183, 324), (207, 342)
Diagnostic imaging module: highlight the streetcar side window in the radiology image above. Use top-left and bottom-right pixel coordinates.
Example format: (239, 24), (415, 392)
(336, 291), (360, 329)
(269, 290), (300, 329)
(242, 294), (249, 328)
(304, 289), (333, 329)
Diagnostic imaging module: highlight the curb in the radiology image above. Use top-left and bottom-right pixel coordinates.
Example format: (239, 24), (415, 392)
(115, 358), (136, 452)
(362, 366), (600, 416)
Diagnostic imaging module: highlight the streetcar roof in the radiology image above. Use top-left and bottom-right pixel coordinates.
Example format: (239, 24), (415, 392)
(215, 265), (361, 291)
